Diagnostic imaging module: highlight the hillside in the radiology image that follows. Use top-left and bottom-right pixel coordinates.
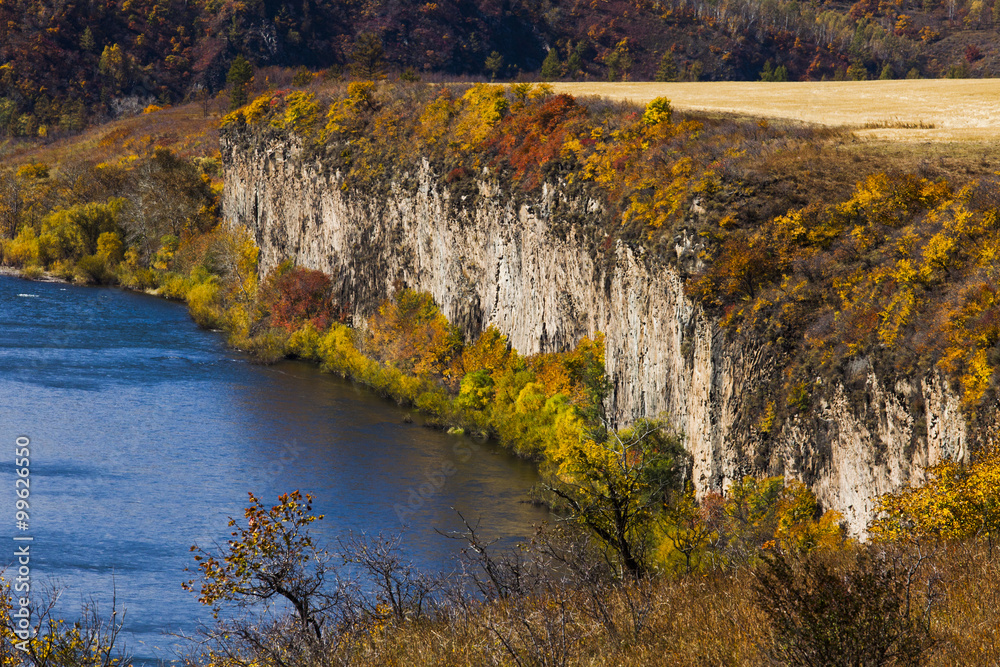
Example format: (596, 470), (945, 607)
(3, 0), (1000, 140)
(4, 78), (1000, 524)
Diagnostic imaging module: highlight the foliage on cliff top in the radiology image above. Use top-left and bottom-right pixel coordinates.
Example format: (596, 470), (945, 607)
(224, 82), (844, 238)
(693, 166), (1000, 436)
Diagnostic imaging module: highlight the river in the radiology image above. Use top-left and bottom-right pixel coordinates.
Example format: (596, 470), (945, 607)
(0, 274), (547, 662)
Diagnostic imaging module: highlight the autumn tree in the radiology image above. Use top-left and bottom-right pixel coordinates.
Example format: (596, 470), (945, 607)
(120, 148), (217, 258)
(662, 485), (717, 574)
(185, 492), (445, 663)
(0, 171), (24, 239)
(719, 477), (844, 566)
(545, 419), (689, 576)
(185, 491), (333, 640)
(0, 579), (131, 667)
(39, 199), (124, 260)
(260, 263), (344, 332)
(367, 289), (462, 379)
(99, 44), (128, 92)
(870, 445), (1000, 550)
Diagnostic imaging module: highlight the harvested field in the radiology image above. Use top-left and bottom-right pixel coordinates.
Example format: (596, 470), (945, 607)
(552, 79), (1000, 142)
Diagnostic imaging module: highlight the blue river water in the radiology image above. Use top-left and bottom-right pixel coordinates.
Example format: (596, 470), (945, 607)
(0, 274), (546, 663)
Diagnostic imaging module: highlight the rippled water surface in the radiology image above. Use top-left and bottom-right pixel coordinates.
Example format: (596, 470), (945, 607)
(0, 275), (546, 662)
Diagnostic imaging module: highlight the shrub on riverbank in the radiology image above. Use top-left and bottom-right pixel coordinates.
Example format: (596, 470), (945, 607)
(167, 478), (1000, 667)
(277, 289), (601, 460)
(4, 466), (1000, 666)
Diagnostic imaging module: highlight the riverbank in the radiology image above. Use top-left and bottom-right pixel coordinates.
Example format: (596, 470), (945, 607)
(0, 272), (550, 663)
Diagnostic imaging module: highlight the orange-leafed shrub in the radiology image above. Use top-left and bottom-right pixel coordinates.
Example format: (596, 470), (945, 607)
(529, 333), (606, 406)
(485, 93), (586, 188)
(367, 289), (462, 380)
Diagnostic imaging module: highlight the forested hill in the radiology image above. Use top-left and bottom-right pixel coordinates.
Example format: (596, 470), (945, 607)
(2, 0), (1000, 139)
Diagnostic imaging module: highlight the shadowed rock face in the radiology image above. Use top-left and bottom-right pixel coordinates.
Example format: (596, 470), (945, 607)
(222, 128), (968, 535)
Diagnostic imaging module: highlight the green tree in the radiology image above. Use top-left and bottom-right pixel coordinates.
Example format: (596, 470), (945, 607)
(485, 50), (504, 81)
(350, 32), (387, 80)
(760, 60), (789, 82)
(686, 60), (703, 81)
(540, 48), (561, 80)
(655, 52), (678, 82)
(227, 55), (253, 109)
(847, 60), (869, 80)
(566, 41), (588, 79)
(80, 26), (96, 53)
(564, 43), (580, 78)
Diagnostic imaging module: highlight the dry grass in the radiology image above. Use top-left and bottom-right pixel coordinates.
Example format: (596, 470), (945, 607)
(315, 572), (770, 666)
(552, 79), (1000, 142)
(0, 100), (223, 168)
(248, 541), (1000, 666)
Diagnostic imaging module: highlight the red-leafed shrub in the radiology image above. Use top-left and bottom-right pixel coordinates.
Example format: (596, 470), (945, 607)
(261, 265), (344, 332)
(486, 94), (587, 188)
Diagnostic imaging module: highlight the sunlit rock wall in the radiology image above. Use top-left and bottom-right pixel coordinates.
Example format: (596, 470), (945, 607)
(222, 128), (968, 534)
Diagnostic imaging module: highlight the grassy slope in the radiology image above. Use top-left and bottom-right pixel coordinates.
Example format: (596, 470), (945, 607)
(7, 77), (999, 166)
(0, 101), (223, 167)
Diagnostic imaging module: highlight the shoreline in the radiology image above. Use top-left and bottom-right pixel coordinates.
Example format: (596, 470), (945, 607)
(0, 265), (66, 283)
(0, 261), (521, 442)
(0, 264), (179, 300)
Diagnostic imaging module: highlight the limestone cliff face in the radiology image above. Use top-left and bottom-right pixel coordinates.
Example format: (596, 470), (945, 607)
(222, 129), (968, 534)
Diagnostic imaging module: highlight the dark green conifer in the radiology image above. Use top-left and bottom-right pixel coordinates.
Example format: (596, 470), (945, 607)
(655, 52), (678, 82)
(227, 55), (253, 109)
(540, 48), (561, 81)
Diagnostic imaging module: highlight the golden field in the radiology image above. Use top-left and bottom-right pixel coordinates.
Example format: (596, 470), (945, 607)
(552, 79), (1000, 142)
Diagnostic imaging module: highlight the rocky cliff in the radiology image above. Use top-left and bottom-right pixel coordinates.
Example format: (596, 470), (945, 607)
(222, 128), (969, 534)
